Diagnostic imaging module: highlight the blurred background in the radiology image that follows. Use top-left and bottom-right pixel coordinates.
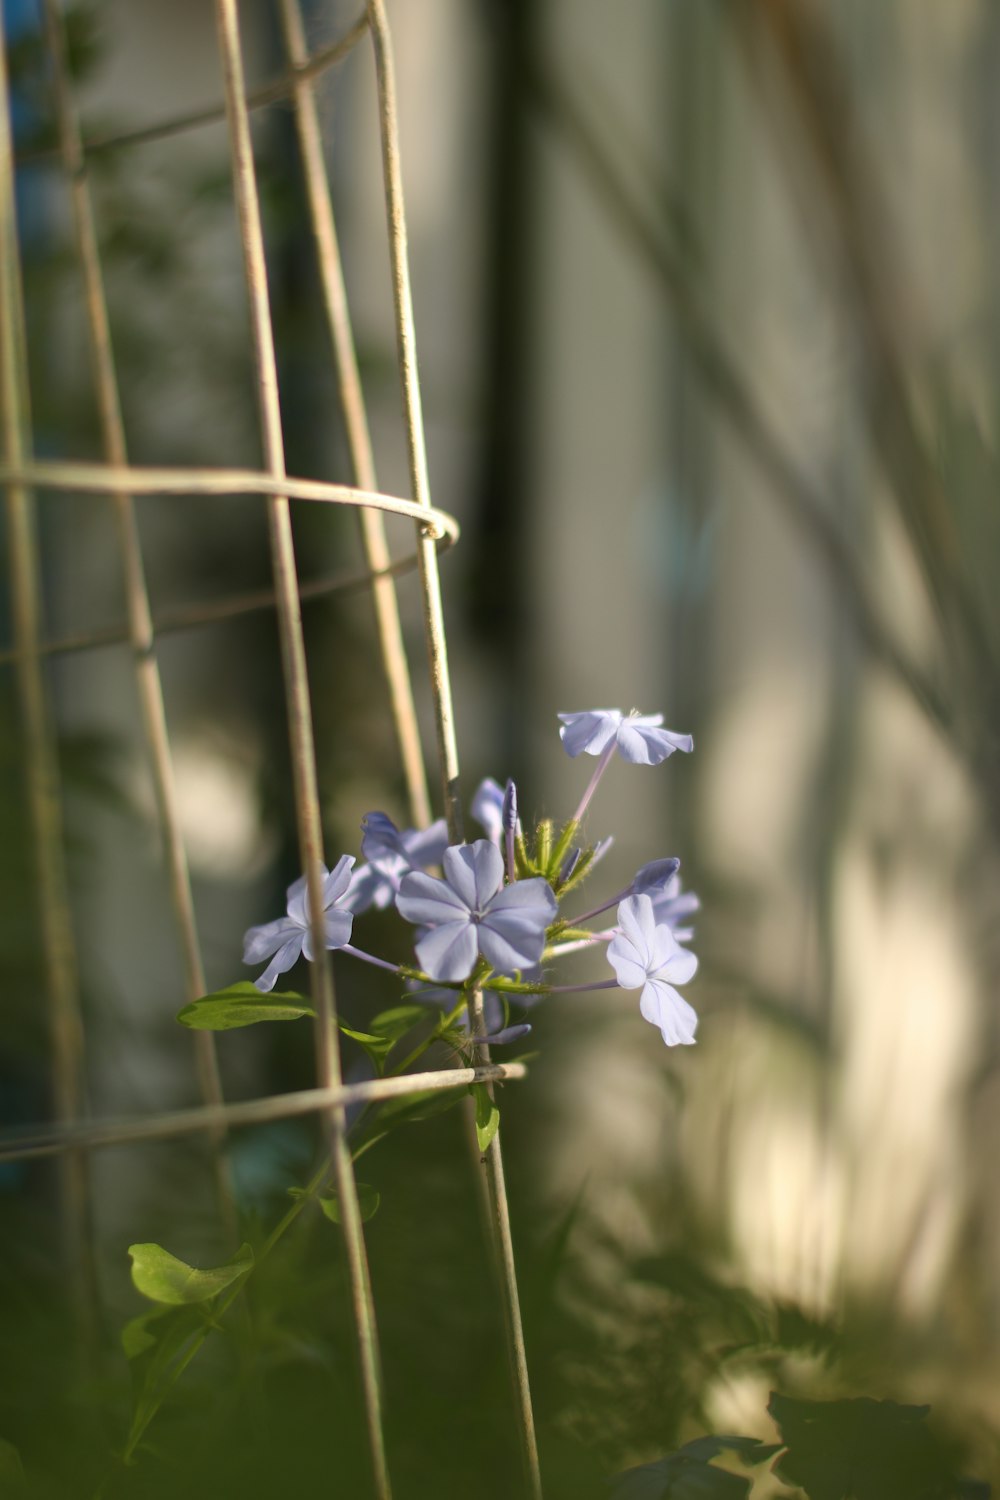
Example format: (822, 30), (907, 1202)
(2, 0), (1000, 1495)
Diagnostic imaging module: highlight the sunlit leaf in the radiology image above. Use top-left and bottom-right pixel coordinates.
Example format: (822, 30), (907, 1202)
(318, 1183), (380, 1224)
(128, 1241), (254, 1305)
(472, 1083), (500, 1154)
(177, 982), (315, 1030)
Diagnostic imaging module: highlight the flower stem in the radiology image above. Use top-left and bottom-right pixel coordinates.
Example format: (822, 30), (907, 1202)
(570, 740), (616, 825)
(568, 890), (626, 925)
(340, 944), (406, 976)
(387, 994), (468, 1077)
(546, 978), (620, 995)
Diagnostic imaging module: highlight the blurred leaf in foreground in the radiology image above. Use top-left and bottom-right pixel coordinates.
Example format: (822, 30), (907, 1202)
(769, 1392), (991, 1500)
(609, 1435), (777, 1500)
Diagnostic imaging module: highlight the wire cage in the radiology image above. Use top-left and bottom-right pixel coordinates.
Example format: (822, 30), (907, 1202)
(0, 3), (541, 1495)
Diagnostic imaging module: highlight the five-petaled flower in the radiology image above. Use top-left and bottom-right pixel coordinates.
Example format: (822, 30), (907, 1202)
(607, 893), (699, 1046)
(244, 856), (356, 992)
(397, 840), (557, 983)
(558, 709), (693, 765)
(344, 812), (448, 914)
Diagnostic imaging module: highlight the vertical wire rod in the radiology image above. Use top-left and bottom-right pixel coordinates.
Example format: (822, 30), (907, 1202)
(365, 0), (463, 842)
(0, 7), (97, 1345)
(38, 0), (236, 1232)
(365, 4), (543, 1494)
(213, 4), (391, 1494)
(278, 0), (430, 831)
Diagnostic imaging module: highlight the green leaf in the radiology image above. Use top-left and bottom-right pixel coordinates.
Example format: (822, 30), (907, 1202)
(472, 1083), (500, 1154)
(340, 1004), (430, 1074)
(339, 1023), (393, 1073)
(122, 1304), (172, 1359)
(128, 1241), (254, 1305)
(0, 1438), (26, 1494)
(369, 1004), (431, 1043)
(122, 1304), (208, 1463)
(319, 1183), (380, 1224)
(177, 982), (314, 1030)
(287, 1182), (380, 1223)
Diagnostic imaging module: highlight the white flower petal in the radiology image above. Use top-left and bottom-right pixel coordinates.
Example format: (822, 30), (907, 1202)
(557, 709), (622, 757)
(254, 935), (306, 992)
(615, 721), (692, 765)
(607, 931), (648, 991)
(616, 894), (657, 965)
(287, 865), (333, 926)
(322, 854), (356, 906)
(243, 916), (300, 965)
(639, 977), (698, 1046)
(659, 943), (698, 986)
(342, 863), (382, 914)
(301, 907), (353, 959)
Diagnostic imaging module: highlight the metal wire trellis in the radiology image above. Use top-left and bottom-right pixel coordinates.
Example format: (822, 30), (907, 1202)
(0, 4), (543, 1496)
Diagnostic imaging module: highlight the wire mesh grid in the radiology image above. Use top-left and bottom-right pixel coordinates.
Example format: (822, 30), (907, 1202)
(0, 4), (542, 1495)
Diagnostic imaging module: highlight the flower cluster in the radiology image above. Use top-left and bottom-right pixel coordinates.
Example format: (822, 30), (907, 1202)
(244, 708), (700, 1047)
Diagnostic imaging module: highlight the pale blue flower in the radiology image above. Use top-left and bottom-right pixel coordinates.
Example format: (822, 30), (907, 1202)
(649, 869), (699, 943)
(244, 856), (355, 992)
(631, 857), (682, 896)
(607, 894), (698, 1046)
(397, 840), (557, 983)
(558, 709), (693, 765)
(343, 812), (449, 914)
(471, 777), (505, 843)
(570, 855), (680, 928)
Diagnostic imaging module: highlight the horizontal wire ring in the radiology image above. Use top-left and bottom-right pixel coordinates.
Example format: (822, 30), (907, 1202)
(0, 460), (459, 542)
(0, 460), (460, 663)
(0, 1061), (526, 1163)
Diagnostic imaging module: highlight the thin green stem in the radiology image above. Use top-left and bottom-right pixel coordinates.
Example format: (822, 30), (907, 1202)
(388, 995), (468, 1078)
(261, 1154), (332, 1258)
